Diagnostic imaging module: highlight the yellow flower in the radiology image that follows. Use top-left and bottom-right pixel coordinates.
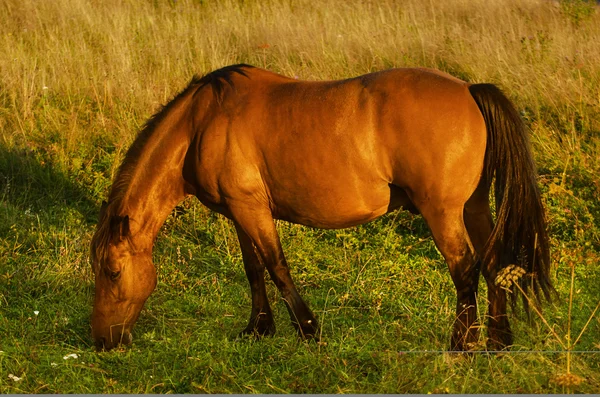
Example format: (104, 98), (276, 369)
(552, 373), (584, 387)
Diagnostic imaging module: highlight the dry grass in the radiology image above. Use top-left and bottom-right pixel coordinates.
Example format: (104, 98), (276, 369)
(2, 0), (599, 178)
(2, 1), (599, 127)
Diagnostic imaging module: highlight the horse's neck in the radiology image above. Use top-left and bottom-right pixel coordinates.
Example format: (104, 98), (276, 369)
(113, 104), (194, 247)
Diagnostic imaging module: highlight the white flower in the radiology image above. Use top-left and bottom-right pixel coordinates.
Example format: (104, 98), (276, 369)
(63, 353), (78, 360)
(8, 374), (22, 382)
(34, 310), (39, 316)
(51, 362), (58, 367)
(495, 265), (526, 289)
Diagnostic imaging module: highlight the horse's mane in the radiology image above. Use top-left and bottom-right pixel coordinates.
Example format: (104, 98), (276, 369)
(91, 64), (253, 273)
(191, 63), (252, 104)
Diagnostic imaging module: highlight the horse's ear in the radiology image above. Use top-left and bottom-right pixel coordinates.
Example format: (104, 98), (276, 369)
(99, 200), (108, 219)
(110, 215), (130, 242)
(121, 215), (130, 239)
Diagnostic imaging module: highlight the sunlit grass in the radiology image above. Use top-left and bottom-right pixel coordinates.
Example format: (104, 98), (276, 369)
(1, 0), (599, 393)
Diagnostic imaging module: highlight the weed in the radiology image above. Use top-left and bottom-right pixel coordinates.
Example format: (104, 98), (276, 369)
(560, 0), (597, 26)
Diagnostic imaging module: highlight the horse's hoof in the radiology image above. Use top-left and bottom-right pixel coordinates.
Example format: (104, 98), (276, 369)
(486, 329), (513, 352)
(238, 319), (276, 339)
(294, 319), (319, 341)
(486, 339), (512, 353)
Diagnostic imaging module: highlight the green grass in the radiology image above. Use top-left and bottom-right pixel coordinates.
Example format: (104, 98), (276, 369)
(1, 0), (600, 393)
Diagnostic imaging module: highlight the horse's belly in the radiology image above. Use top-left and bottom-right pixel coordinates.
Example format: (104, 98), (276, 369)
(273, 204), (388, 229)
(270, 183), (414, 229)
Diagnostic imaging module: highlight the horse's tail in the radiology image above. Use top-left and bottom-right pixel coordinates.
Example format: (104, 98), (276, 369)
(468, 83), (553, 308)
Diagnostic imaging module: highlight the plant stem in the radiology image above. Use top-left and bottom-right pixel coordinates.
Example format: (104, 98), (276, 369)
(567, 264), (575, 375)
(573, 299), (600, 348)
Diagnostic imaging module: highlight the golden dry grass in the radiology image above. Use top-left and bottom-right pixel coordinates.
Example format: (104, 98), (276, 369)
(1, 1), (598, 124)
(2, 0), (599, 176)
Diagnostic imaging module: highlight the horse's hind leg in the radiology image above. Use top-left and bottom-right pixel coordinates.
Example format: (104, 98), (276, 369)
(464, 186), (513, 350)
(234, 223), (276, 337)
(231, 206), (319, 339)
(419, 204), (480, 351)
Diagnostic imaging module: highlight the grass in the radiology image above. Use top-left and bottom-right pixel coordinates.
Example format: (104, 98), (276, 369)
(1, 0), (600, 393)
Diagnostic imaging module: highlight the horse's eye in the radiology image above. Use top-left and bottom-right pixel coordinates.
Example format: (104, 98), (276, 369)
(110, 271), (121, 281)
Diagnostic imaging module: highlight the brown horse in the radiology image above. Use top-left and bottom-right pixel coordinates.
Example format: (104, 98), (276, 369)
(90, 64), (551, 352)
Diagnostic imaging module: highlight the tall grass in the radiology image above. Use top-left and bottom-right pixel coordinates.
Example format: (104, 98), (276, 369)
(2, 0), (600, 182)
(1, 0), (599, 393)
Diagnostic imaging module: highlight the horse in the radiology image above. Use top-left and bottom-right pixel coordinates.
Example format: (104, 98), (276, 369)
(90, 64), (552, 352)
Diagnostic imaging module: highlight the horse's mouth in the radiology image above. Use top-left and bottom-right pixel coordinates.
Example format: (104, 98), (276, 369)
(94, 330), (133, 351)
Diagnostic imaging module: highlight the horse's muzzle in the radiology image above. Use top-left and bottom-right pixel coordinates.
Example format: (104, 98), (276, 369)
(93, 331), (133, 351)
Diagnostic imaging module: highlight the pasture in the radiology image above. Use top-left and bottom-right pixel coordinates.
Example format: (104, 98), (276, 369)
(1, 0), (599, 393)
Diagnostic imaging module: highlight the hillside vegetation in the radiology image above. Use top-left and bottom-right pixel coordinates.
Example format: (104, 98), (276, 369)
(1, 0), (599, 393)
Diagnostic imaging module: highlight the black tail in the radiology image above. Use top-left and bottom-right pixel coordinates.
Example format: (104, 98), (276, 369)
(469, 83), (553, 307)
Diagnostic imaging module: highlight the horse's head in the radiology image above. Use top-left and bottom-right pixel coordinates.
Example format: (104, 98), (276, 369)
(90, 211), (156, 351)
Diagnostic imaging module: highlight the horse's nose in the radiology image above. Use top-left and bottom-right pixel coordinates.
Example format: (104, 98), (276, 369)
(94, 331), (133, 351)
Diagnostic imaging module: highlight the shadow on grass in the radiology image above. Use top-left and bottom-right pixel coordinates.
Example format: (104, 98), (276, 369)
(0, 144), (100, 350)
(0, 144), (99, 225)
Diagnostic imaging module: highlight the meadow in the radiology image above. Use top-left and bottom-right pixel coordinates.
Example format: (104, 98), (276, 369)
(1, 0), (599, 393)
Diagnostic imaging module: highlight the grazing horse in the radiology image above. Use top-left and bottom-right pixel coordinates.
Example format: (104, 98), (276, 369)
(90, 64), (551, 352)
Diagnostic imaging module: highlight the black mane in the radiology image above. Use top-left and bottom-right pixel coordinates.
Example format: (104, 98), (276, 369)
(191, 63), (252, 103)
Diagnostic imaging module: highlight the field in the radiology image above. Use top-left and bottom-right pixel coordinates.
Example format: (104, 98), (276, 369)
(1, 0), (600, 393)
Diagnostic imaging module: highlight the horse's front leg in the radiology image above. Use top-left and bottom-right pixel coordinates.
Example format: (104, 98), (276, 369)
(231, 205), (319, 340)
(234, 223), (276, 337)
